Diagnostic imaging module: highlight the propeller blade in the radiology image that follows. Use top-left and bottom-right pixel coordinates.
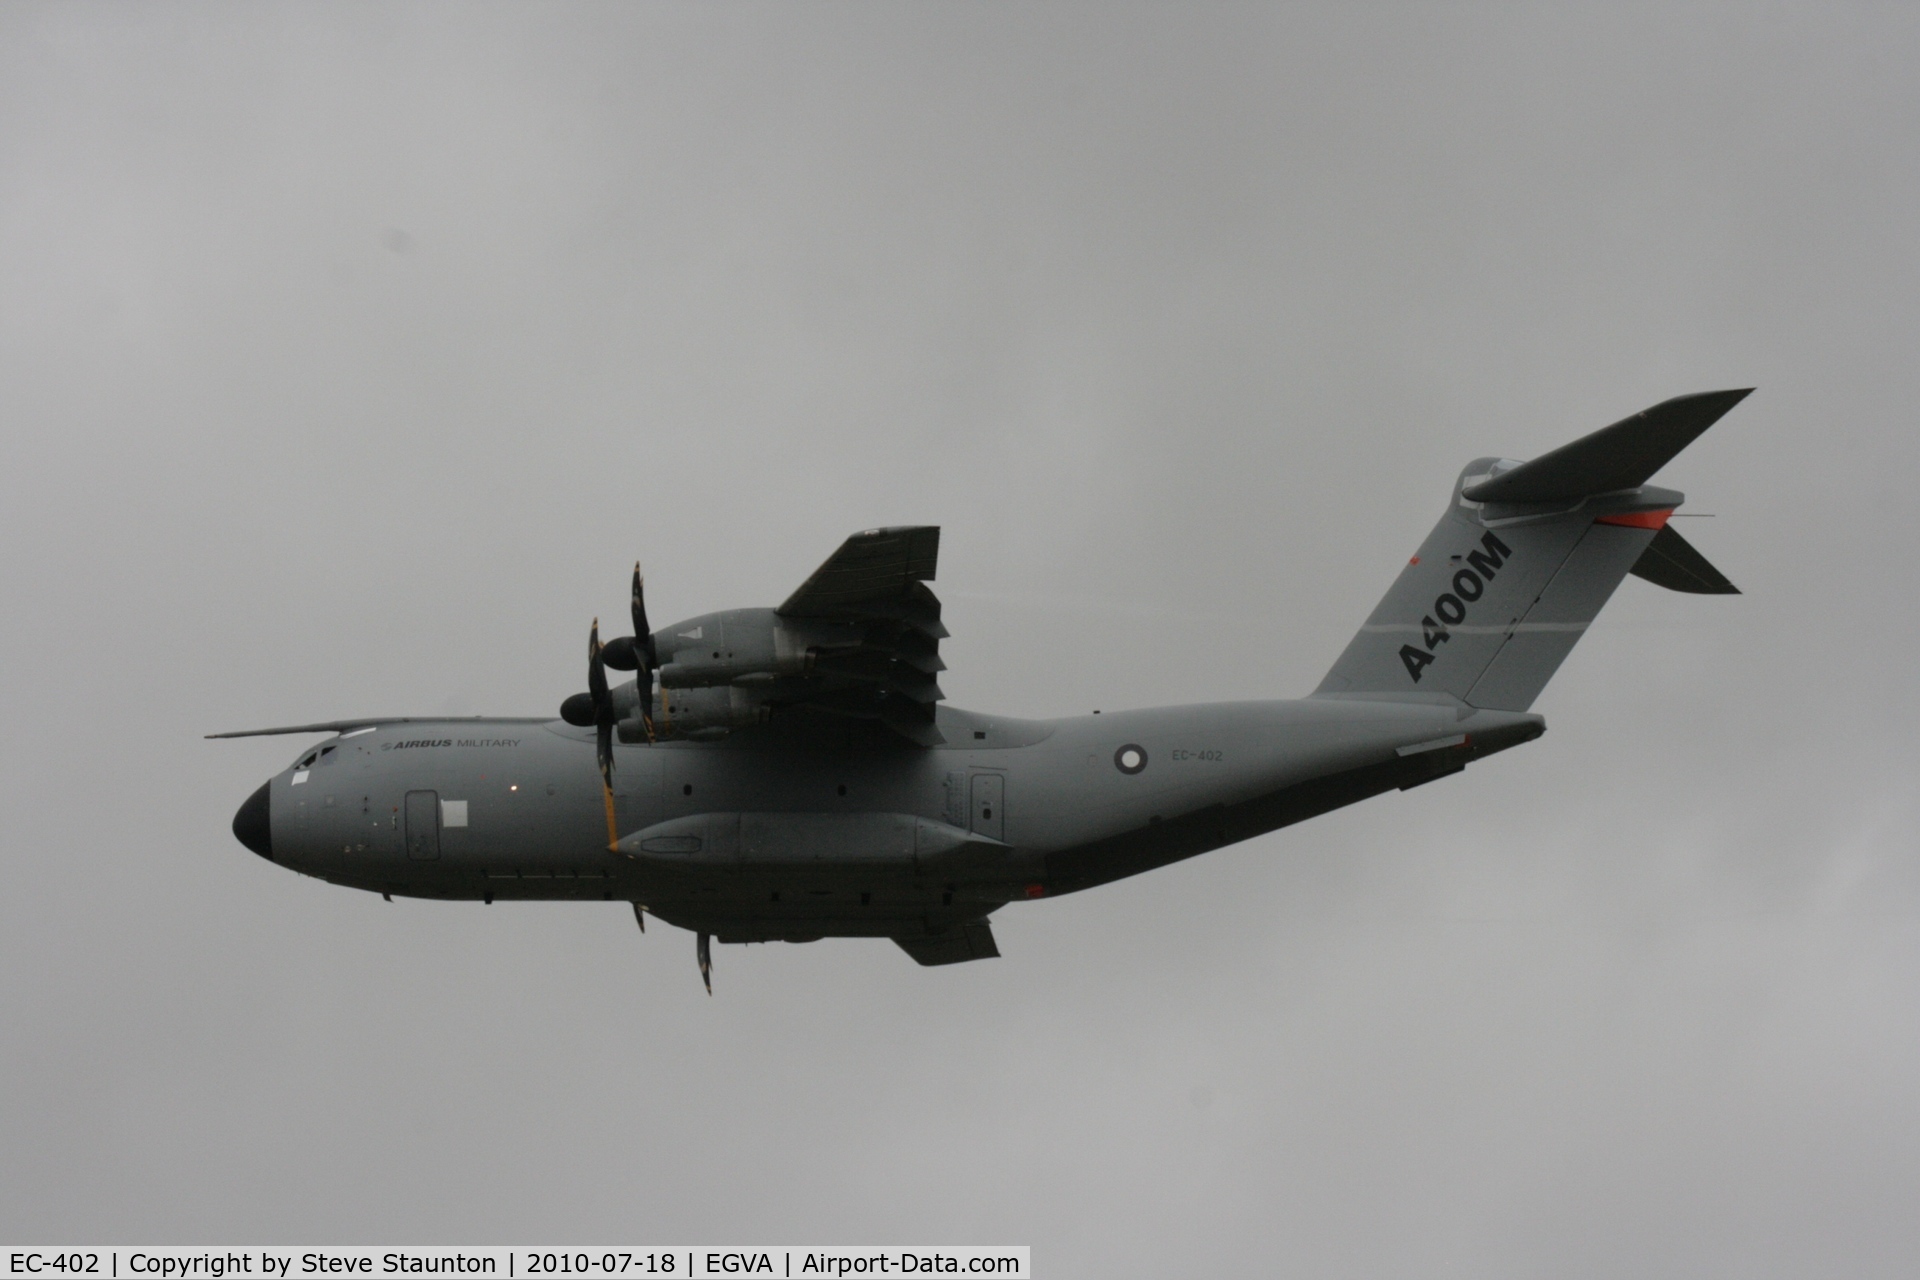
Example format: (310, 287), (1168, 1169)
(589, 618), (618, 848)
(697, 930), (712, 995)
(631, 562), (657, 740)
(589, 619), (615, 778)
(631, 562), (653, 665)
(588, 618), (610, 709)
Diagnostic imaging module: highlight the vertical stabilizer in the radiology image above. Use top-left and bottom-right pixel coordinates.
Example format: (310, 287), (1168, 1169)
(1315, 391), (1748, 712)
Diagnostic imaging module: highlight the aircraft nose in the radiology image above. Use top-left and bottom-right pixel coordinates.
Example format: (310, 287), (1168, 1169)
(232, 781), (273, 860)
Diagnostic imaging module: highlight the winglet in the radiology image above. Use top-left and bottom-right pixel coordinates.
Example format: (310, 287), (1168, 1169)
(1462, 389), (1752, 504)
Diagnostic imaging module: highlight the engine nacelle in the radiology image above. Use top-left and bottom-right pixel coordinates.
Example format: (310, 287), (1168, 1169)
(652, 608), (860, 688)
(661, 684), (770, 736)
(610, 681), (769, 742)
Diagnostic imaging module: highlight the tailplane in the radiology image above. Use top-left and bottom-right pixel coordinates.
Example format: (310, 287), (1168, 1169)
(1316, 390), (1749, 712)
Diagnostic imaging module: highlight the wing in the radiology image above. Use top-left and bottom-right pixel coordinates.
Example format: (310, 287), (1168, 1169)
(777, 526), (949, 745)
(779, 525), (941, 615)
(206, 717), (552, 739)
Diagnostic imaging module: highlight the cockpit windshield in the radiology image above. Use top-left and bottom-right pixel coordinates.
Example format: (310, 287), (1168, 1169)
(289, 742), (340, 781)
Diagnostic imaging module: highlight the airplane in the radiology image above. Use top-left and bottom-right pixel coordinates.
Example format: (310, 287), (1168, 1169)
(216, 390), (1750, 991)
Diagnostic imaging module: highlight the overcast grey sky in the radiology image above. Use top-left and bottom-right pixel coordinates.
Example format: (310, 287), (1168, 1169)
(3, 4), (1918, 1275)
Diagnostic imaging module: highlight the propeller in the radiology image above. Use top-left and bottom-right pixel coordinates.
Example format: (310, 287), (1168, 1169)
(558, 565), (662, 846)
(588, 618), (617, 848)
(588, 618), (614, 786)
(598, 563), (656, 741)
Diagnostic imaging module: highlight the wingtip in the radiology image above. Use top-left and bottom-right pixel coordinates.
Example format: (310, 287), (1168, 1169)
(1658, 387), (1753, 414)
(1690, 387), (1755, 409)
(1681, 387), (1755, 430)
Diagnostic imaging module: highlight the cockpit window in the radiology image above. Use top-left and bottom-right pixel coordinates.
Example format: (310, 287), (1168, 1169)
(294, 744), (339, 771)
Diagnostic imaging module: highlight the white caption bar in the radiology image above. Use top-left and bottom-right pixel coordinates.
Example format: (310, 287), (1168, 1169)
(3, 1250), (1030, 1280)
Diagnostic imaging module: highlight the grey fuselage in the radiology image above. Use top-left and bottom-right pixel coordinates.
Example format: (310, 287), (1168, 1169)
(246, 696), (1543, 942)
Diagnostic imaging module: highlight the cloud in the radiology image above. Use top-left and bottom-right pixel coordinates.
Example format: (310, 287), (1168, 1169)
(2, 5), (1917, 1274)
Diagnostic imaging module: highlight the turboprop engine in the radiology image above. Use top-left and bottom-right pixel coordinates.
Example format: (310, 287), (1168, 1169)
(581, 678), (771, 744)
(559, 534), (951, 765)
(651, 608), (863, 688)
(561, 601), (881, 739)
(590, 608), (874, 740)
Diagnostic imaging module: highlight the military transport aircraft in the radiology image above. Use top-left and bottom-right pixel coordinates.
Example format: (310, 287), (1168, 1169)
(218, 390), (1749, 990)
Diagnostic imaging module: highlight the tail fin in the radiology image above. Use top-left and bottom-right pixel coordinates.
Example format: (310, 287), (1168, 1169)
(1315, 390), (1749, 712)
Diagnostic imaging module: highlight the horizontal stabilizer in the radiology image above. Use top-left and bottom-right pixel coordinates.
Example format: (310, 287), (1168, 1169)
(1462, 389), (1751, 504)
(894, 920), (999, 965)
(1629, 524), (1740, 594)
